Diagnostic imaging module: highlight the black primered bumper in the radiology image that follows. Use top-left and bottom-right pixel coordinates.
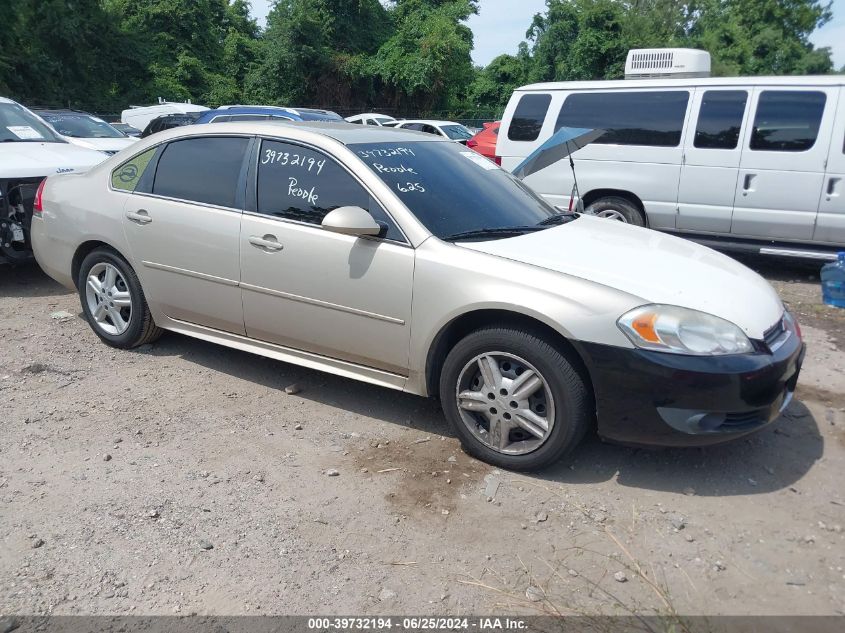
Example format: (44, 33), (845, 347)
(575, 330), (805, 447)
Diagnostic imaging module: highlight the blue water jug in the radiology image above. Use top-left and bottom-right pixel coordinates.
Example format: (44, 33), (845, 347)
(821, 252), (845, 308)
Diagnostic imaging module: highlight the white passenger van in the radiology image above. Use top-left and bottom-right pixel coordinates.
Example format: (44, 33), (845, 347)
(497, 49), (845, 259)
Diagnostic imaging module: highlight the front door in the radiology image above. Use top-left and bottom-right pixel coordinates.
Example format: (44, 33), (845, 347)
(677, 89), (749, 233)
(814, 87), (845, 245)
(731, 87), (837, 240)
(121, 135), (250, 334)
(239, 138), (414, 374)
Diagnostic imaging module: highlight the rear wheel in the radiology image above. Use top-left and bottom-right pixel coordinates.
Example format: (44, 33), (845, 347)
(78, 248), (162, 349)
(439, 327), (591, 471)
(585, 196), (645, 226)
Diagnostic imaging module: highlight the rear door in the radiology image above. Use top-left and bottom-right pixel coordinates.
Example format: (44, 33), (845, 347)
(814, 87), (845, 245)
(121, 135), (251, 334)
(677, 89), (749, 232)
(731, 87), (837, 240)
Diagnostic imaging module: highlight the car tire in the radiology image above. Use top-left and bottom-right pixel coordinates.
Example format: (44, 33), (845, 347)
(77, 247), (162, 349)
(439, 327), (592, 471)
(585, 196), (645, 226)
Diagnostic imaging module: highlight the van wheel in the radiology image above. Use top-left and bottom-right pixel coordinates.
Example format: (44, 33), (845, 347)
(78, 247), (162, 349)
(439, 327), (591, 471)
(585, 196), (645, 226)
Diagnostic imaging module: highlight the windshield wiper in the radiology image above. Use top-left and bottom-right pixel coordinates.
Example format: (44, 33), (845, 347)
(537, 212), (578, 226)
(442, 226), (544, 242)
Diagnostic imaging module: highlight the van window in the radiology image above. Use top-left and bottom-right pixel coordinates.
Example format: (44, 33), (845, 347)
(508, 94), (552, 142)
(152, 136), (249, 208)
(750, 91), (826, 152)
(555, 91), (689, 147)
(694, 91), (748, 150)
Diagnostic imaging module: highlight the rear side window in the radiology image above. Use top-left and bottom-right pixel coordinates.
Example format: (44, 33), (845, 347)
(555, 91), (690, 147)
(508, 94), (552, 141)
(256, 140), (404, 241)
(694, 91), (748, 149)
(152, 137), (249, 207)
(111, 148), (157, 192)
(750, 90), (826, 152)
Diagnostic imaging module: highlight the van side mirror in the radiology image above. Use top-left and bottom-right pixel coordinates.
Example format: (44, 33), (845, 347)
(321, 206), (382, 237)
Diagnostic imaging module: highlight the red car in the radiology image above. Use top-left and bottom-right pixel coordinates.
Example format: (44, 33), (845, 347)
(467, 121), (501, 164)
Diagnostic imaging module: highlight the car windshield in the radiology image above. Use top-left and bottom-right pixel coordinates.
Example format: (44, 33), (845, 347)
(42, 113), (125, 139)
(351, 141), (567, 240)
(440, 124), (473, 140)
(374, 117), (394, 125)
(0, 103), (62, 143)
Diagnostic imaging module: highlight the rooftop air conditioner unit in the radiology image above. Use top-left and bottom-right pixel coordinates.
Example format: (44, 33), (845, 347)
(625, 48), (711, 79)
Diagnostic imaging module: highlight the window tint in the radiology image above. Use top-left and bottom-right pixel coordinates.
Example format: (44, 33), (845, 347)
(694, 91), (748, 149)
(508, 94), (551, 141)
(152, 137), (249, 207)
(750, 90), (826, 152)
(111, 148), (157, 192)
(256, 140), (403, 241)
(555, 91), (689, 146)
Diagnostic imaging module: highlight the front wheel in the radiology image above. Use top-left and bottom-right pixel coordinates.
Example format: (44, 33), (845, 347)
(439, 327), (591, 471)
(78, 247), (162, 349)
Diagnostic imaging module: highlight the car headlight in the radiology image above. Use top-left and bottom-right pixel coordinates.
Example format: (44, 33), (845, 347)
(617, 304), (753, 355)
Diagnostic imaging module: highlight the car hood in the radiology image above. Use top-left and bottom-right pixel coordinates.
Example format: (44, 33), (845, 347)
(64, 136), (138, 153)
(459, 215), (784, 338)
(0, 142), (106, 177)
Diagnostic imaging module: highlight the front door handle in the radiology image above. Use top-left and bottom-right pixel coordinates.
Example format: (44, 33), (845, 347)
(125, 209), (152, 225)
(248, 234), (284, 252)
(827, 177), (841, 198)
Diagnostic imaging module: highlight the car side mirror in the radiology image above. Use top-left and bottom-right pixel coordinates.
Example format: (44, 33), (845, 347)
(321, 206), (382, 237)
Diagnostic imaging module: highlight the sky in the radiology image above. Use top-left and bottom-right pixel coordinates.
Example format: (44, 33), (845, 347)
(249, 0), (844, 69)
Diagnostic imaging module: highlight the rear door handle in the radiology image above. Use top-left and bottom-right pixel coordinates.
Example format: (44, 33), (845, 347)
(742, 173), (756, 194)
(827, 177), (841, 197)
(125, 209), (152, 225)
(248, 234), (284, 252)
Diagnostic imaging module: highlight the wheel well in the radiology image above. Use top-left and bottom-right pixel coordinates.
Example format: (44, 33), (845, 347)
(581, 189), (647, 225)
(425, 309), (594, 400)
(71, 241), (119, 288)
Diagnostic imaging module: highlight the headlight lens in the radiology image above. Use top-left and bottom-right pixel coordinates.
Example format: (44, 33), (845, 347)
(617, 304), (753, 355)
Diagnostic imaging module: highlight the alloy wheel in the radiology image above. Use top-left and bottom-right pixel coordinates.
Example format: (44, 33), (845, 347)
(85, 262), (132, 336)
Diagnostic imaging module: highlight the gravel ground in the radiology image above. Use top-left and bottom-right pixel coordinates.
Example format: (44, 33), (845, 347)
(1, 258), (844, 617)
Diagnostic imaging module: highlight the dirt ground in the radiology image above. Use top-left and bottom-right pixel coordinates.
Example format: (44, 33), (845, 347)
(1, 257), (844, 618)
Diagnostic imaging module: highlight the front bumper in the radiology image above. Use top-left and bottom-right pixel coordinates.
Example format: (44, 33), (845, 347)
(576, 328), (805, 447)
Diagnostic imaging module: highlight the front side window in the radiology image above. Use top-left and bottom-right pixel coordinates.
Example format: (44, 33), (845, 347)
(111, 148), (157, 192)
(508, 93), (552, 142)
(555, 91), (690, 147)
(352, 141), (558, 240)
(256, 139), (404, 241)
(694, 90), (748, 149)
(152, 136), (249, 207)
(750, 90), (826, 152)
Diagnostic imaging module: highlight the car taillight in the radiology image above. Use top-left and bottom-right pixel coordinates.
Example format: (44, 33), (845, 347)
(33, 179), (47, 217)
(493, 155), (502, 166)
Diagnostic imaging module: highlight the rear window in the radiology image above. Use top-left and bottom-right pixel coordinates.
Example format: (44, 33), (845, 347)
(152, 137), (249, 208)
(694, 90), (748, 149)
(555, 91), (690, 147)
(750, 90), (826, 152)
(507, 94), (552, 142)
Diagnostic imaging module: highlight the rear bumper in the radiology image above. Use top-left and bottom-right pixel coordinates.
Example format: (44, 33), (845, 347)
(576, 330), (805, 447)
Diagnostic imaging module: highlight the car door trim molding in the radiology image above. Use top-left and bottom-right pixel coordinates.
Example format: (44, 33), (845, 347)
(240, 282), (406, 325)
(141, 260), (239, 286)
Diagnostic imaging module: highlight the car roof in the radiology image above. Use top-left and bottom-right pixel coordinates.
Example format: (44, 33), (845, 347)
(516, 74), (845, 92)
(31, 108), (96, 117)
(153, 120), (447, 145)
(396, 119), (461, 127)
(203, 106), (297, 117)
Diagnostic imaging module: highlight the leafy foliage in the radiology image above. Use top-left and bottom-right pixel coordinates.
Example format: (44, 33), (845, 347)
(0, 0), (836, 117)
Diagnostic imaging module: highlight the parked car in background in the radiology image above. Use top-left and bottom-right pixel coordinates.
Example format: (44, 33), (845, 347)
(121, 101), (208, 132)
(0, 97), (105, 265)
(346, 113), (398, 126)
(140, 113), (203, 138)
(392, 120), (475, 144)
(196, 105), (345, 124)
(497, 49), (845, 260)
(33, 109), (138, 155)
(111, 122), (141, 138)
(467, 121), (501, 163)
(32, 121), (803, 470)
